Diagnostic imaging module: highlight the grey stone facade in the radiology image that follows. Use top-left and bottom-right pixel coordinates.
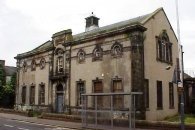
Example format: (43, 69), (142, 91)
(15, 8), (180, 121)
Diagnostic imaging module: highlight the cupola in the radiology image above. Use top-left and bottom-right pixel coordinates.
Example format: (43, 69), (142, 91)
(85, 12), (99, 32)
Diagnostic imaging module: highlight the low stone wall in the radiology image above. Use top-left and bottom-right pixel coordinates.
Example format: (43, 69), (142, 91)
(0, 108), (28, 116)
(40, 113), (81, 122)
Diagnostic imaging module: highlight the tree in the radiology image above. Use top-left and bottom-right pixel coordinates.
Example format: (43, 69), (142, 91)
(0, 64), (6, 100)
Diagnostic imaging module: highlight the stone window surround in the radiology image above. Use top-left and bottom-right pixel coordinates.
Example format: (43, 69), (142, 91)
(29, 84), (35, 105)
(156, 80), (163, 110)
(111, 76), (124, 109)
(39, 82), (45, 105)
(31, 59), (36, 71)
(40, 58), (46, 70)
(77, 49), (86, 63)
(76, 79), (86, 106)
(156, 30), (173, 64)
(111, 42), (123, 58)
(92, 45), (103, 62)
(21, 85), (27, 104)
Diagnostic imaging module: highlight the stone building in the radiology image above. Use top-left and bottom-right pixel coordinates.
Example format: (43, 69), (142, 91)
(0, 60), (16, 84)
(15, 8), (181, 121)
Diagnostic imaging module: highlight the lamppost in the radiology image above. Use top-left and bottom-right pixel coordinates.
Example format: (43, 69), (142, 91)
(175, 0), (185, 129)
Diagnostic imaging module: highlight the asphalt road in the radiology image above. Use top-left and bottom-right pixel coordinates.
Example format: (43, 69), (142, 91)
(0, 117), (74, 130)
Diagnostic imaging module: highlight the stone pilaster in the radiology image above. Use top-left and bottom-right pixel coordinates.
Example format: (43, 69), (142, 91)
(130, 30), (145, 119)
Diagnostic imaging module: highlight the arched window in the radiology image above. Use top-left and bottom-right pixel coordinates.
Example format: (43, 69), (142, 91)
(55, 48), (64, 73)
(57, 56), (63, 73)
(40, 58), (46, 69)
(77, 49), (86, 63)
(92, 45), (103, 61)
(31, 59), (36, 71)
(22, 61), (27, 72)
(156, 30), (172, 63)
(111, 42), (123, 57)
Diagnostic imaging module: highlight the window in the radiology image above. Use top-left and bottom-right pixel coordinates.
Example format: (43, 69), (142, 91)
(76, 81), (85, 106)
(169, 82), (174, 108)
(93, 80), (103, 108)
(176, 58), (181, 81)
(111, 42), (123, 57)
(156, 30), (172, 64)
(30, 86), (35, 105)
(57, 56), (63, 73)
(40, 58), (46, 69)
(112, 79), (123, 109)
(77, 49), (86, 63)
(144, 79), (149, 109)
(39, 84), (45, 105)
(21, 86), (26, 104)
(157, 81), (163, 109)
(22, 61), (27, 72)
(92, 45), (103, 61)
(31, 59), (36, 71)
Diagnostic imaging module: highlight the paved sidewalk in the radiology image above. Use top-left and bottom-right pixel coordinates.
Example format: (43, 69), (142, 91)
(0, 112), (153, 130)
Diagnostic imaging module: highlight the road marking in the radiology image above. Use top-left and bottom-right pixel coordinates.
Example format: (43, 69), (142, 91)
(44, 128), (74, 130)
(4, 124), (14, 127)
(18, 127), (29, 130)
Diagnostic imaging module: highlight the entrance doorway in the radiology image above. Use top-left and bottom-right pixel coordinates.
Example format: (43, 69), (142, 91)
(56, 84), (64, 113)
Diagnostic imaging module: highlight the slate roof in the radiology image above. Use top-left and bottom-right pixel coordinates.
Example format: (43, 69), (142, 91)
(15, 7), (164, 59)
(16, 40), (53, 59)
(5, 66), (16, 76)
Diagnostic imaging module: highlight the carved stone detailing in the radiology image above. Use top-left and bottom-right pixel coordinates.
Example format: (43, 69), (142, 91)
(111, 42), (123, 57)
(31, 59), (36, 71)
(52, 29), (73, 47)
(40, 58), (46, 70)
(22, 61), (27, 72)
(77, 49), (86, 63)
(92, 45), (103, 61)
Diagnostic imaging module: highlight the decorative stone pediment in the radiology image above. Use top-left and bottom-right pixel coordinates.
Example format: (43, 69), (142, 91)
(52, 29), (73, 47)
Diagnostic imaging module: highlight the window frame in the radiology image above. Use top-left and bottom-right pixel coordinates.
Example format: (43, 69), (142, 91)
(144, 79), (149, 109)
(111, 42), (123, 58)
(157, 80), (163, 110)
(169, 82), (174, 109)
(39, 83), (45, 105)
(77, 49), (86, 63)
(21, 86), (26, 104)
(111, 77), (124, 109)
(156, 30), (173, 64)
(76, 80), (86, 106)
(30, 85), (35, 105)
(92, 78), (103, 108)
(92, 45), (103, 61)
(31, 59), (36, 71)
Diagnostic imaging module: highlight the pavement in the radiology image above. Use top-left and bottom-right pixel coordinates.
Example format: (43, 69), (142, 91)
(0, 112), (153, 130)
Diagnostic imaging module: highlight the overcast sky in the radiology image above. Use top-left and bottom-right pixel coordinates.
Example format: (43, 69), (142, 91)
(0, 0), (194, 75)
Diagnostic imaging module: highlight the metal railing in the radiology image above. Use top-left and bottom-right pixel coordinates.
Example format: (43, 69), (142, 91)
(81, 92), (142, 130)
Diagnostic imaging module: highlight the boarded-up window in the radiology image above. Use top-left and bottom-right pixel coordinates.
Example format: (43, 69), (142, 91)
(30, 86), (35, 105)
(93, 81), (103, 108)
(157, 81), (163, 109)
(112, 79), (123, 109)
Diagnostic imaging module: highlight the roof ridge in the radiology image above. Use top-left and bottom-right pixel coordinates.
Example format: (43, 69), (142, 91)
(141, 7), (163, 24)
(32, 40), (51, 51)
